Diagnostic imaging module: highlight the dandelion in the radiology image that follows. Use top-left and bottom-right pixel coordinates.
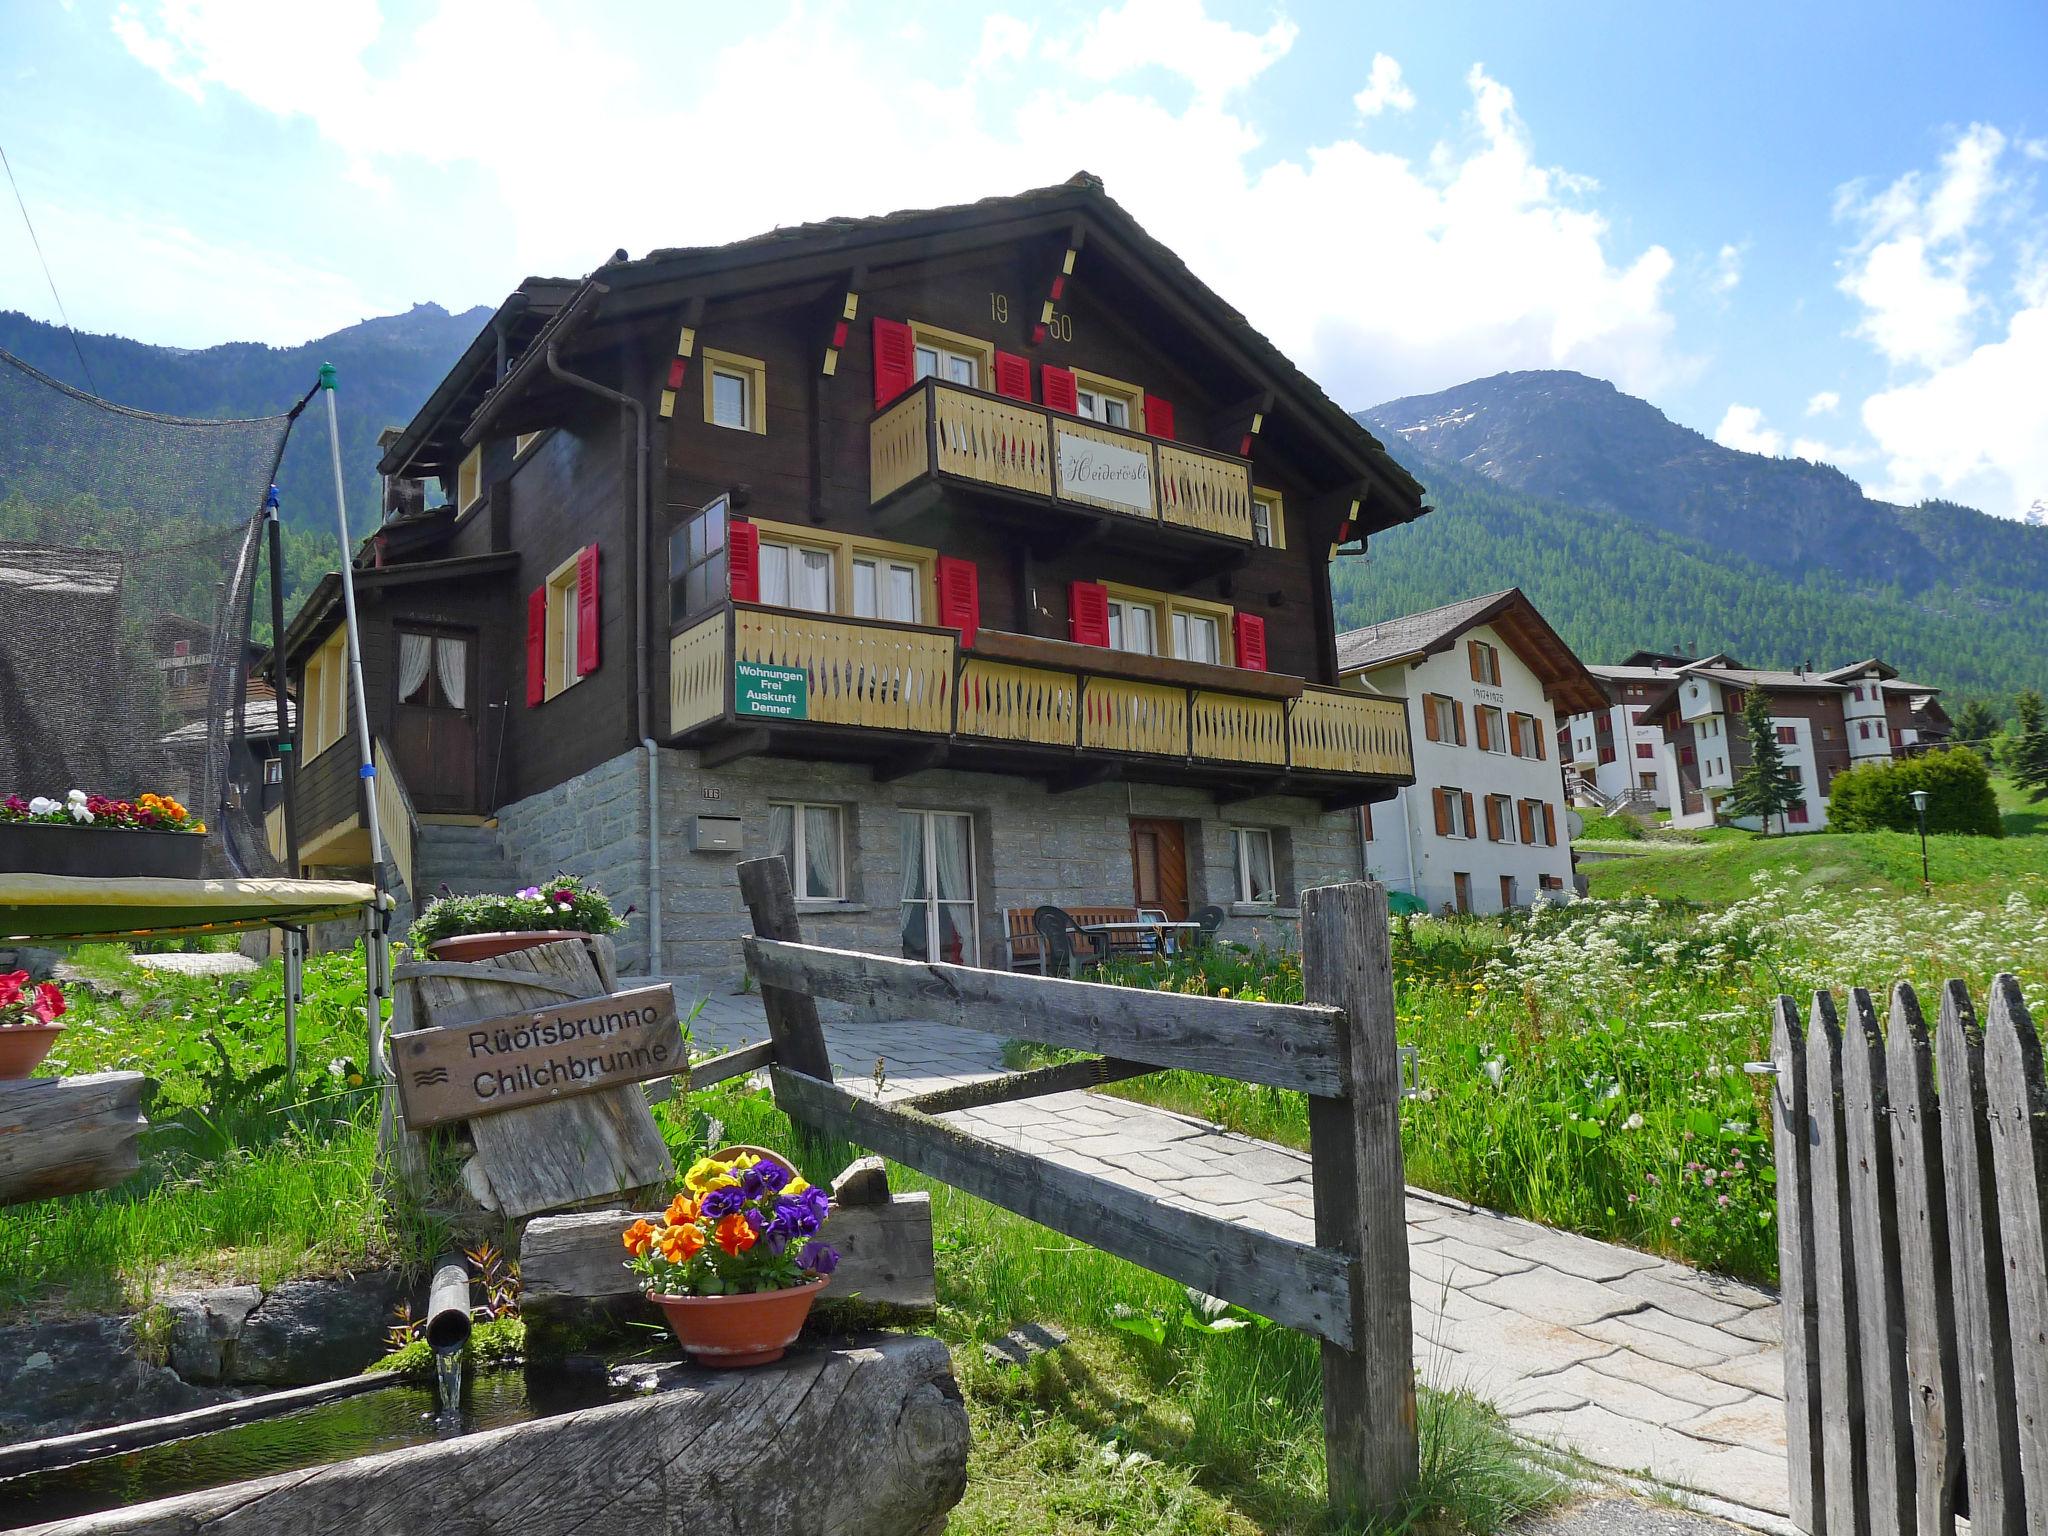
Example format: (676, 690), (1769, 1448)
(1623, 1112), (1644, 1131)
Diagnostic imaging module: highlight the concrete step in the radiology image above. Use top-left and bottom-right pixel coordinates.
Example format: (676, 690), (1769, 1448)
(418, 855), (517, 877)
(419, 878), (530, 899)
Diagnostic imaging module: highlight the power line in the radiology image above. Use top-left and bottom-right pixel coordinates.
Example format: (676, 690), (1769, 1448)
(1, 141), (100, 398)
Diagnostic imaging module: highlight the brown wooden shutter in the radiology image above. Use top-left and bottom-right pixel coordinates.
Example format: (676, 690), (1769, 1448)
(1542, 803), (1557, 845)
(1461, 792), (1476, 837)
(1453, 700), (1468, 746)
(1432, 788), (1450, 836)
(1476, 709), (1494, 752)
(1484, 796), (1503, 842)
(1468, 640), (1482, 681)
(1506, 712), (1524, 757)
(1518, 800), (1536, 843)
(1361, 801), (1373, 842)
(1422, 696), (1440, 743)
(1534, 721), (1547, 761)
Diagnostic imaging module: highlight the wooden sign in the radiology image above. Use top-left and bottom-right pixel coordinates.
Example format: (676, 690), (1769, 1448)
(392, 984), (683, 1130)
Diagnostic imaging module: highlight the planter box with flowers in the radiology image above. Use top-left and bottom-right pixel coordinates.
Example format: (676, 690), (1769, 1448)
(0, 790), (206, 879)
(0, 971), (67, 1079)
(625, 1146), (842, 1367)
(407, 875), (626, 963)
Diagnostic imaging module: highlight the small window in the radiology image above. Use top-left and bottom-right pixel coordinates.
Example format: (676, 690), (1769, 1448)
(1107, 595), (1160, 656)
(1250, 488), (1286, 549)
(1171, 609), (1220, 665)
(1470, 640), (1501, 686)
(769, 802), (845, 903)
(669, 498), (729, 622)
(1635, 741), (1654, 759)
(1789, 802), (1810, 825)
(544, 556), (581, 698)
(264, 757), (284, 786)
(701, 349), (768, 433)
(759, 537), (836, 614)
(515, 431), (542, 457)
(1233, 827), (1277, 905)
(1776, 725), (1798, 745)
(397, 630), (469, 710)
(1440, 788), (1473, 838)
(457, 445), (482, 512)
(1476, 705), (1506, 753)
(171, 667), (189, 689)
(1072, 369), (1143, 431)
(853, 555), (922, 623)
(910, 322), (992, 391)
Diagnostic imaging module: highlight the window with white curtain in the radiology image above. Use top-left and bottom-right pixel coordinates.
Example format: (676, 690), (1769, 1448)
(768, 802), (845, 903)
(398, 631), (470, 711)
(853, 555), (920, 622)
(1106, 596), (1159, 656)
(1171, 611), (1219, 665)
(759, 539), (835, 614)
(1233, 826), (1277, 904)
(899, 809), (977, 965)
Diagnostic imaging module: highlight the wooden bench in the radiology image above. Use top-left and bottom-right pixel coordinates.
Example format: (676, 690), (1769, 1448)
(1000, 905), (1148, 971)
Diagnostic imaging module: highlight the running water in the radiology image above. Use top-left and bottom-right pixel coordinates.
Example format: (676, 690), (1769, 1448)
(432, 1346), (464, 1415)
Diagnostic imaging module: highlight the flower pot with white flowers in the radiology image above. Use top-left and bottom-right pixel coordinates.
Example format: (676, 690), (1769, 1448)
(407, 875), (626, 962)
(0, 790), (206, 879)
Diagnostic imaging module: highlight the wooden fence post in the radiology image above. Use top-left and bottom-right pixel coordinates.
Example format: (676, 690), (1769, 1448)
(1983, 972), (2048, 1519)
(1301, 880), (1417, 1519)
(1841, 989), (1913, 1532)
(737, 855), (835, 1083)
(1805, 991), (1870, 1536)
(1884, 984), (1962, 1535)
(1768, 995), (1823, 1534)
(1934, 979), (2026, 1534)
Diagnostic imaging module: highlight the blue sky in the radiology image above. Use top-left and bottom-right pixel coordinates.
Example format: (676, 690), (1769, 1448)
(4, 0), (2045, 518)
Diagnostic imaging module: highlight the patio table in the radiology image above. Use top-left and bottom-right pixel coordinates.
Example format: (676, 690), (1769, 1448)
(1078, 919), (1202, 960)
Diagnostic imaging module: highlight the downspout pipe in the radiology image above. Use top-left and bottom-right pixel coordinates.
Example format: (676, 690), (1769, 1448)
(543, 324), (662, 976)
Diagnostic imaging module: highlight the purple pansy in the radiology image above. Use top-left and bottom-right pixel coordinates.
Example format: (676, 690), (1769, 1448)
(740, 1165), (766, 1200)
(756, 1161), (790, 1194)
(796, 1241), (839, 1276)
(700, 1187), (745, 1219)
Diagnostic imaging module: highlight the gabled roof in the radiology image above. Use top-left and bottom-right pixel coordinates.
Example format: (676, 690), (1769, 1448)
(1675, 662), (1844, 692)
(1820, 658), (1898, 683)
(391, 174), (1426, 532)
(1336, 588), (1606, 716)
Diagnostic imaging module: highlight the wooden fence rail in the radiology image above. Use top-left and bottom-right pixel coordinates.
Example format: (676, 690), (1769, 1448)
(1772, 975), (2047, 1533)
(735, 855), (1419, 1522)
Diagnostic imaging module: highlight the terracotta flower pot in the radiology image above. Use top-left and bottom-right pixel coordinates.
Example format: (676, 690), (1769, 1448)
(649, 1277), (829, 1368)
(0, 1025), (63, 1080)
(427, 930), (589, 964)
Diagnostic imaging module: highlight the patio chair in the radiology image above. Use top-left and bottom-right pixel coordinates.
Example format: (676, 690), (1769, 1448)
(1190, 905), (1226, 950)
(1031, 905), (1098, 978)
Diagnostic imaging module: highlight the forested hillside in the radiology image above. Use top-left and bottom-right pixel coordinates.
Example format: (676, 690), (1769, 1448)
(1333, 456), (2048, 702)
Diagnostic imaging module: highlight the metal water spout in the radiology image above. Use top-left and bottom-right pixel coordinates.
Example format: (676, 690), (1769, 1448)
(424, 1255), (474, 1413)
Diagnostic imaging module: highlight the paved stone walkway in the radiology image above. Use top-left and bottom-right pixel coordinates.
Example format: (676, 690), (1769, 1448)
(655, 980), (1793, 1533)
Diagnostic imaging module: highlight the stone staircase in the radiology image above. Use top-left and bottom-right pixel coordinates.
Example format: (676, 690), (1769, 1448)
(414, 822), (525, 902)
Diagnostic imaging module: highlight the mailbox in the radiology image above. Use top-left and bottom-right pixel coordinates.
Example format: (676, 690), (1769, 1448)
(692, 815), (743, 853)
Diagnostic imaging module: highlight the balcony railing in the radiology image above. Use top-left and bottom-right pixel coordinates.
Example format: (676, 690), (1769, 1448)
(870, 378), (1259, 544)
(671, 605), (1412, 782)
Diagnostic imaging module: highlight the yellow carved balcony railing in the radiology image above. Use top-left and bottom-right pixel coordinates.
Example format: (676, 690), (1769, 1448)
(669, 606), (1412, 783)
(870, 378), (1257, 544)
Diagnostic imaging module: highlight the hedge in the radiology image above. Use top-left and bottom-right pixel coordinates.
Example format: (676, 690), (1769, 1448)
(1826, 747), (2004, 838)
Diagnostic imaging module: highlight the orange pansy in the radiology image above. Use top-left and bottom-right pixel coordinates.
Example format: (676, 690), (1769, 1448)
(714, 1212), (757, 1256)
(664, 1193), (700, 1226)
(657, 1223), (704, 1263)
(622, 1218), (656, 1257)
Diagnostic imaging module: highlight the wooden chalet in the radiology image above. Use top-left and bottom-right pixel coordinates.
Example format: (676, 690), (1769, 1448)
(275, 174), (1428, 976)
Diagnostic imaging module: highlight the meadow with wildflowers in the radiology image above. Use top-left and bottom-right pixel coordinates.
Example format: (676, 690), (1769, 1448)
(1094, 869), (2048, 1284)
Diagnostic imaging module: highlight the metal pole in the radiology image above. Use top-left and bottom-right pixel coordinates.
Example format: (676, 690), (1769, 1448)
(265, 489), (302, 1089)
(1919, 804), (1930, 887)
(319, 363), (389, 1077)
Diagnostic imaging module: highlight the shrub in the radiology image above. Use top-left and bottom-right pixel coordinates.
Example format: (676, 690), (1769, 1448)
(408, 874), (625, 947)
(1827, 747), (2003, 837)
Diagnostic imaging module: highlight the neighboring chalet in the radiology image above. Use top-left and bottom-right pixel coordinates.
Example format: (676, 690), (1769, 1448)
(272, 175), (1428, 978)
(1337, 590), (1603, 915)
(1564, 654), (1949, 831)
(1561, 649), (1693, 812)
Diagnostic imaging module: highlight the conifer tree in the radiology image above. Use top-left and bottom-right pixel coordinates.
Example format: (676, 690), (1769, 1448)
(2014, 689), (2048, 802)
(1727, 688), (1804, 832)
(1950, 697), (2002, 751)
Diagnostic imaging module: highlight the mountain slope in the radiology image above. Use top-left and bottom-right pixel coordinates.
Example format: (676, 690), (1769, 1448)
(1360, 370), (2048, 600)
(1333, 453), (2048, 701)
(0, 303), (488, 537)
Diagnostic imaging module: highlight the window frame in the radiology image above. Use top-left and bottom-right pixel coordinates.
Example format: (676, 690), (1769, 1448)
(747, 517), (936, 625)
(1250, 486), (1287, 549)
(514, 431), (543, 458)
(1101, 581), (1233, 665)
(701, 347), (769, 434)
(456, 445), (483, 513)
(1476, 704), (1506, 754)
(909, 321), (995, 391)
(1070, 367), (1146, 432)
(543, 553), (582, 699)
(770, 800), (848, 904)
(1232, 826), (1278, 905)
(669, 497), (731, 626)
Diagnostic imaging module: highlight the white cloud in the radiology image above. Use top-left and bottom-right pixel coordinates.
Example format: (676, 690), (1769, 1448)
(101, 1), (1693, 405)
(1353, 53), (1414, 118)
(1712, 243), (1743, 294)
(1713, 404), (1863, 470)
(1805, 390), (1840, 416)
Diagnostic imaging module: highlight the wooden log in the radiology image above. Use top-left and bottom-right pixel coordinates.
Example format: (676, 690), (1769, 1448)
(520, 1191), (939, 1349)
(1934, 978), (2026, 1535)
(737, 857), (835, 1082)
(686, 1038), (776, 1090)
(1302, 880), (1417, 1522)
(772, 1065), (1356, 1345)
(744, 936), (1347, 1095)
(1805, 992), (1870, 1536)
(1839, 988), (1912, 1533)
(23, 1335), (969, 1536)
(1982, 972), (2048, 1521)
(1768, 995), (1824, 1535)
(900, 1053), (1154, 1117)
(397, 939), (672, 1220)
(0, 1071), (146, 1207)
(1884, 985), (1962, 1535)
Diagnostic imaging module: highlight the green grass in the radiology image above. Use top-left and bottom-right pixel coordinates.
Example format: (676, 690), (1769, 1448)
(1570, 811), (1645, 842)
(1582, 825), (2048, 904)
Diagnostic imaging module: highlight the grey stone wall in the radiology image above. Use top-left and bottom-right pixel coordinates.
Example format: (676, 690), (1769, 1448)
(491, 744), (1368, 983)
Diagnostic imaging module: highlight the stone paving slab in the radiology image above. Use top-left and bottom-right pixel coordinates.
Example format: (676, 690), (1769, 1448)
(645, 977), (1791, 1526)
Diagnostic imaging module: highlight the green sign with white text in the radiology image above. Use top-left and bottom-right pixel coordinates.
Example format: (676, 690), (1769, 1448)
(735, 661), (809, 719)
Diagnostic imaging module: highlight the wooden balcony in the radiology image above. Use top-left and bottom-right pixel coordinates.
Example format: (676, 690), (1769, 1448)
(670, 605), (1410, 806)
(869, 379), (1260, 560)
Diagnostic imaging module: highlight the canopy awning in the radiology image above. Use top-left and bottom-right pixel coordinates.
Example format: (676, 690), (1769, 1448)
(0, 875), (380, 942)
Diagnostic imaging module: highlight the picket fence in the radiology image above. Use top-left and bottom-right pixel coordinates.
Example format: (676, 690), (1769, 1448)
(1770, 975), (2047, 1534)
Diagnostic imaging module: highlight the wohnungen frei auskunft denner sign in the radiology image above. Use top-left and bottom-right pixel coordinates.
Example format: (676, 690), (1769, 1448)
(392, 984), (684, 1130)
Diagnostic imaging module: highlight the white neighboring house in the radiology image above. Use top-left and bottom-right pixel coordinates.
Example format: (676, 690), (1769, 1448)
(1561, 650), (1693, 811)
(1338, 589), (1605, 916)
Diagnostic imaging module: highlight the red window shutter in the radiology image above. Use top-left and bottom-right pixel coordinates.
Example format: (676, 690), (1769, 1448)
(872, 317), (916, 408)
(1233, 612), (1267, 671)
(935, 555), (981, 648)
(727, 519), (760, 603)
(1068, 580), (1110, 647)
(575, 544), (600, 676)
(994, 350), (1031, 401)
(525, 587), (546, 707)
(1042, 365), (1079, 415)
(1143, 394), (1175, 440)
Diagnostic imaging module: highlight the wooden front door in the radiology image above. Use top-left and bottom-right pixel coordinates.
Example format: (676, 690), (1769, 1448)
(1128, 818), (1189, 921)
(391, 627), (478, 813)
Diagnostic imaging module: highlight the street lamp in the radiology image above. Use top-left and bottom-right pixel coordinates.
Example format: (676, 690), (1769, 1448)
(1910, 789), (1931, 889)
